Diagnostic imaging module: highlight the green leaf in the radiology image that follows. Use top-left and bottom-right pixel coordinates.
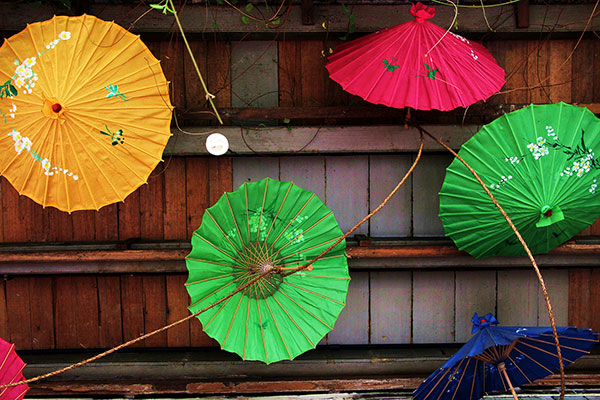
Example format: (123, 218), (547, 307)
(348, 23), (356, 34)
(341, 2), (349, 13)
(270, 17), (280, 25)
(9, 83), (17, 97)
(339, 34), (348, 41)
(245, 2), (254, 11)
(241, 15), (251, 24)
(216, 0), (224, 4)
(212, 21), (219, 29)
(283, 118), (291, 124)
(150, 3), (164, 10)
(349, 13), (355, 22)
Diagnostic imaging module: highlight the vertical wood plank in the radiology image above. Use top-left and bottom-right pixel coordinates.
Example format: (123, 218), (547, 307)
(278, 41), (301, 107)
(24, 197), (44, 242)
(412, 154), (453, 237)
(0, 279), (7, 340)
(369, 155), (412, 237)
(208, 157), (233, 205)
(497, 269), (538, 326)
(164, 158), (187, 240)
(159, 39), (186, 111)
(370, 271), (411, 344)
(29, 278), (54, 349)
(328, 271), (369, 345)
(207, 41), (231, 108)
(55, 276), (99, 349)
(548, 40), (573, 104)
(568, 269), (592, 328)
(186, 157), (209, 238)
(121, 274), (145, 347)
(279, 156), (325, 201)
(118, 190), (141, 241)
(232, 157), (279, 189)
(537, 269), (568, 326)
(590, 268), (600, 332)
(183, 41), (208, 110)
(528, 39), (551, 103)
(455, 270), (496, 342)
(1, 179), (24, 242)
(571, 39), (594, 104)
(325, 156), (368, 235)
(95, 204), (118, 241)
(143, 275), (167, 347)
(231, 41), (278, 108)
(504, 40), (529, 104)
(413, 271), (454, 343)
(43, 207), (73, 242)
(97, 276), (123, 348)
(166, 274), (191, 347)
(139, 165), (165, 241)
(70, 211), (95, 241)
(300, 41), (326, 107)
(54, 277), (77, 349)
(5, 277), (31, 349)
(190, 316), (217, 347)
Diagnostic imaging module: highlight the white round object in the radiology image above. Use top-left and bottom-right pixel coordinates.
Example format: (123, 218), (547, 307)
(205, 133), (229, 156)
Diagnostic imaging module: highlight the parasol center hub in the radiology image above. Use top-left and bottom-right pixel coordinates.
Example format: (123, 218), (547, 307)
(51, 103), (62, 113)
(261, 262), (275, 274)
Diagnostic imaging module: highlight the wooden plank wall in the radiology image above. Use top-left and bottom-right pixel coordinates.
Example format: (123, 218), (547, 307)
(2, 37), (600, 350)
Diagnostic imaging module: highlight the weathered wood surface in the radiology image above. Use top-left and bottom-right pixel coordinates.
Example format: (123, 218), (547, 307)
(1, 4), (598, 35)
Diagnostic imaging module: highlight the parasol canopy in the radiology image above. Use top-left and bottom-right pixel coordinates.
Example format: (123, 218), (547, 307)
(326, 2), (505, 111)
(0, 14), (173, 212)
(413, 313), (599, 400)
(0, 337), (29, 400)
(185, 178), (350, 364)
(439, 102), (600, 257)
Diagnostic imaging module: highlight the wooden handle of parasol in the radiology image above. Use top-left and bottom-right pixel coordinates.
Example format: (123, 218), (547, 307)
(498, 362), (519, 400)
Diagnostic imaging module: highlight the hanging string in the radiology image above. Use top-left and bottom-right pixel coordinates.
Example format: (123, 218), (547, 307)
(415, 124), (566, 400)
(0, 132), (425, 390)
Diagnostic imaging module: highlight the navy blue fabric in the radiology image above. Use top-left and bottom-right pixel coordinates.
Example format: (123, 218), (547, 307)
(413, 314), (598, 400)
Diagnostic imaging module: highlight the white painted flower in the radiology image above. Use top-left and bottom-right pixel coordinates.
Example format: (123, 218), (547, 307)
(15, 64), (26, 75)
(8, 129), (22, 141)
(23, 57), (36, 67)
(13, 76), (25, 88)
(577, 169), (584, 177)
(58, 31), (71, 40)
(9, 103), (16, 113)
(527, 143), (535, 151)
(21, 137), (32, 151)
(73, 175), (79, 180)
(536, 137), (545, 146)
(13, 140), (25, 154)
(41, 158), (51, 171)
(21, 68), (33, 79)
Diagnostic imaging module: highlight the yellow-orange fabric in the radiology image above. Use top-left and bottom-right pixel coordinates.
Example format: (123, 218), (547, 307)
(0, 15), (173, 212)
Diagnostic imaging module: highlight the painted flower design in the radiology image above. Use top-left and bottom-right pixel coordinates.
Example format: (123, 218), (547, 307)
(590, 179), (598, 194)
(23, 57), (36, 68)
(505, 156), (520, 165)
(561, 151), (595, 177)
(41, 158), (51, 172)
(13, 140), (26, 154)
(8, 129), (22, 141)
(8, 103), (16, 118)
(489, 175), (513, 191)
(58, 31), (71, 40)
(527, 137), (549, 160)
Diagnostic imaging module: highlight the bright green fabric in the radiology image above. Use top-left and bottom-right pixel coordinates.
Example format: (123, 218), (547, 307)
(185, 178), (350, 363)
(439, 102), (600, 258)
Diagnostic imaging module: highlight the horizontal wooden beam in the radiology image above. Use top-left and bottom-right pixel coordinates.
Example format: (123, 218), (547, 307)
(1, 4), (597, 36)
(2, 240), (600, 274)
(165, 124), (479, 155)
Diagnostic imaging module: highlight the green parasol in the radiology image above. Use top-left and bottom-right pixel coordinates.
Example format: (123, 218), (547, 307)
(439, 102), (600, 258)
(185, 178), (350, 363)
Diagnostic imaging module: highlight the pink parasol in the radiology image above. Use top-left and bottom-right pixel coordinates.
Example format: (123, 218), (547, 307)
(326, 2), (505, 111)
(0, 338), (28, 400)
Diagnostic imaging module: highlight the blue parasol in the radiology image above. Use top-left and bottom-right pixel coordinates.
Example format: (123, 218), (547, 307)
(413, 313), (599, 400)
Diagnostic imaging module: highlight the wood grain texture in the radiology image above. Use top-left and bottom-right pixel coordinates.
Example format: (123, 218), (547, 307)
(300, 41), (326, 107)
(2, 179), (28, 242)
(0, 280), (6, 340)
(537, 268), (568, 326)
(412, 270), (454, 343)
(207, 41), (231, 108)
(29, 277), (54, 349)
(278, 41), (302, 107)
(71, 211), (95, 242)
(166, 274), (191, 347)
(504, 40), (529, 104)
(327, 271), (368, 345)
(279, 156), (325, 201)
(5, 277), (32, 349)
(208, 157), (233, 205)
(55, 276), (99, 349)
(163, 158), (187, 240)
(568, 269), (591, 328)
(95, 204), (118, 241)
(231, 41), (278, 108)
(369, 155), (412, 237)
(139, 165), (165, 241)
(528, 39), (551, 103)
(571, 39), (593, 104)
(325, 156), (368, 235)
(185, 157), (209, 238)
(43, 207), (73, 242)
(497, 269), (538, 326)
(412, 154), (453, 237)
(97, 275), (123, 348)
(455, 270), (496, 342)
(160, 39), (186, 111)
(183, 41), (208, 110)
(232, 157), (279, 189)
(548, 40), (573, 104)
(118, 190), (141, 241)
(370, 271), (411, 344)
(121, 274), (145, 348)
(143, 275), (167, 347)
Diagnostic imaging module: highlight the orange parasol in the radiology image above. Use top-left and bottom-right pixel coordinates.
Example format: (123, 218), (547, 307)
(0, 15), (173, 212)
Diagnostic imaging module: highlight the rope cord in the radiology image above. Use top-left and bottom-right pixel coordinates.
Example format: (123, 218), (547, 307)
(416, 125), (566, 400)
(0, 133), (424, 390)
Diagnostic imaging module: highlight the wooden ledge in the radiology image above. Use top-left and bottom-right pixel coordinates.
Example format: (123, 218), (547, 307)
(0, 239), (599, 274)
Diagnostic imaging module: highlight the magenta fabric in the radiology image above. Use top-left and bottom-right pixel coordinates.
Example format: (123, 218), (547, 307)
(326, 2), (505, 111)
(0, 338), (28, 400)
